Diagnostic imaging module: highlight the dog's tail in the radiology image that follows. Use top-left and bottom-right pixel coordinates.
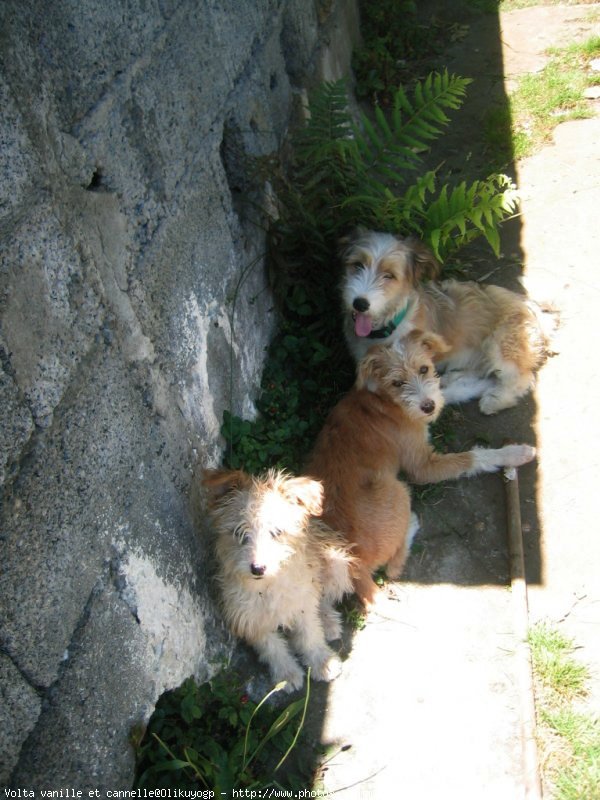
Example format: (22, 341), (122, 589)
(313, 521), (355, 602)
(324, 545), (355, 603)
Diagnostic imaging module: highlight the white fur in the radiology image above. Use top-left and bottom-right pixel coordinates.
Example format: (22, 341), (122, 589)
(407, 512), (421, 548)
(467, 444), (537, 476)
(477, 358), (535, 415)
(440, 372), (496, 404)
(204, 470), (353, 692)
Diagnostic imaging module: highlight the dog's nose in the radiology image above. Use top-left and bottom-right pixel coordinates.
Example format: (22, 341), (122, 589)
(420, 399), (436, 415)
(353, 297), (370, 312)
(250, 562), (266, 577)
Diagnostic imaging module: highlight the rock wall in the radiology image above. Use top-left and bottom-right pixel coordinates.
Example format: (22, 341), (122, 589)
(0, 0), (359, 789)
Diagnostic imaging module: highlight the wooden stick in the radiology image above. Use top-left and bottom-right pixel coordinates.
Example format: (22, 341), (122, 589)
(504, 466), (543, 800)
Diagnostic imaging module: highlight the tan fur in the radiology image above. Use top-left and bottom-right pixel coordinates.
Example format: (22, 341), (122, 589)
(340, 229), (553, 414)
(202, 468), (353, 692)
(306, 333), (536, 604)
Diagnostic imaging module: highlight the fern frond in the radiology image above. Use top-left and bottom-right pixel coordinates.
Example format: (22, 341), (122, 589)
(271, 74), (517, 290)
(290, 79), (363, 218)
(353, 71), (472, 184)
(297, 80), (354, 147)
(342, 170), (438, 235)
(422, 174), (519, 260)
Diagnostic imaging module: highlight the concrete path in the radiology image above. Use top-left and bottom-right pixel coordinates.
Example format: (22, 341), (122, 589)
(520, 114), (600, 709)
(309, 4), (600, 798)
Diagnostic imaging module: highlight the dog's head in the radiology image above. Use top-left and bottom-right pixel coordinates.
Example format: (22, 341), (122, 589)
(339, 228), (440, 338)
(356, 331), (449, 422)
(202, 468), (323, 581)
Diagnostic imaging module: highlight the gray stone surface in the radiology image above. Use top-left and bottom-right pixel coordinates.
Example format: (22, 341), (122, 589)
(0, 654), (41, 786)
(0, 0), (359, 788)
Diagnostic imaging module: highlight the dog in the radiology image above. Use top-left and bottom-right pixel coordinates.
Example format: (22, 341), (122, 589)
(202, 468), (353, 692)
(305, 331), (536, 605)
(340, 228), (552, 415)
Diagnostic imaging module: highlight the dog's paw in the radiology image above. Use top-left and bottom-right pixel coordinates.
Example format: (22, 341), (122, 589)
(358, 584), (382, 611)
(478, 393), (503, 415)
(275, 663), (305, 693)
(472, 444), (537, 474)
(479, 390), (523, 415)
(499, 444), (537, 467)
(323, 613), (343, 642)
(311, 653), (343, 683)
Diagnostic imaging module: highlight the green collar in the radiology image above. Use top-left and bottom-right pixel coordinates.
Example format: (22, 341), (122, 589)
(367, 301), (412, 340)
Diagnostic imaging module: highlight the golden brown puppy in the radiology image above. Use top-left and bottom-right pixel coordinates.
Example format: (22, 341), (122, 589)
(306, 332), (536, 604)
(203, 468), (353, 691)
(340, 228), (552, 414)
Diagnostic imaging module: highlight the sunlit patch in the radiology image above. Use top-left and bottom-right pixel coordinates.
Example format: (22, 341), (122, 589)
(202, 468), (353, 691)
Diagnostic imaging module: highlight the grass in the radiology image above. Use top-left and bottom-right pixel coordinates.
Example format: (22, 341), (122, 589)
(547, 711), (600, 800)
(485, 35), (600, 165)
(529, 623), (588, 700)
(528, 622), (600, 799)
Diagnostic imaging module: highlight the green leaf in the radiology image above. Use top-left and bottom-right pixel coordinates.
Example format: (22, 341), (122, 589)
(429, 228), (442, 261)
(483, 225), (501, 256)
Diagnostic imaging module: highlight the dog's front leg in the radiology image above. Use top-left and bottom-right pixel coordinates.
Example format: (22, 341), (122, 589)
(320, 597), (344, 642)
(249, 631), (305, 692)
(291, 606), (342, 683)
(465, 444), (537, 476)
(405, 447), (479, 484)
(405, 443), (535, 483)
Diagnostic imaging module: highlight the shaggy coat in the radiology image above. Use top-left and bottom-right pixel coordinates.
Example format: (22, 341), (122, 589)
(340, 228), (552, 414)
(306, 332), (536, 604)
(203, 468), (353, 691)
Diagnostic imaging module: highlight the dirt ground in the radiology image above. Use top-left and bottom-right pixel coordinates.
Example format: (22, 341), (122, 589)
(301, 4), (600, 798)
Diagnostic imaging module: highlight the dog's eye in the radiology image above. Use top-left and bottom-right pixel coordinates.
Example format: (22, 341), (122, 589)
(419, 365), (429, 375)
(392, 379), (405, 388)
(234, 525), (250, 544)
(382, 273), (395, 281)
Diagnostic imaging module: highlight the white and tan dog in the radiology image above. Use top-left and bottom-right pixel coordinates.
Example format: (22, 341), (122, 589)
(306, 332), (536, 604)
(203, 468), (353, 692)
(340, 228), (552, 415)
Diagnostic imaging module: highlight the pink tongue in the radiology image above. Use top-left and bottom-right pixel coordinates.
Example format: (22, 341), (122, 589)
(354, 313), (373, 337)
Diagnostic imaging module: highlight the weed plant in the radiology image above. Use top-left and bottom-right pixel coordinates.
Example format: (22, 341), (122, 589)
(133, 670), (311, 794)
(529, 622), (600, 799)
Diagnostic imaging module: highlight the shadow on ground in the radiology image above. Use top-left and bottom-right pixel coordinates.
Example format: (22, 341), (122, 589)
(279, 0), (544, 791)
(402, 0), (542, 589)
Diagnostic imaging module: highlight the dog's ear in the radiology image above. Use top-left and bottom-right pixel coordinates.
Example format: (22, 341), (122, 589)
(337, 226), (367, 259)
(406, 329), (451, 357)
(355, 345), (388, 391)
(202, 468), (251, 505)
(284, 477), (324, 516)
(403, 237), (441, 285)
